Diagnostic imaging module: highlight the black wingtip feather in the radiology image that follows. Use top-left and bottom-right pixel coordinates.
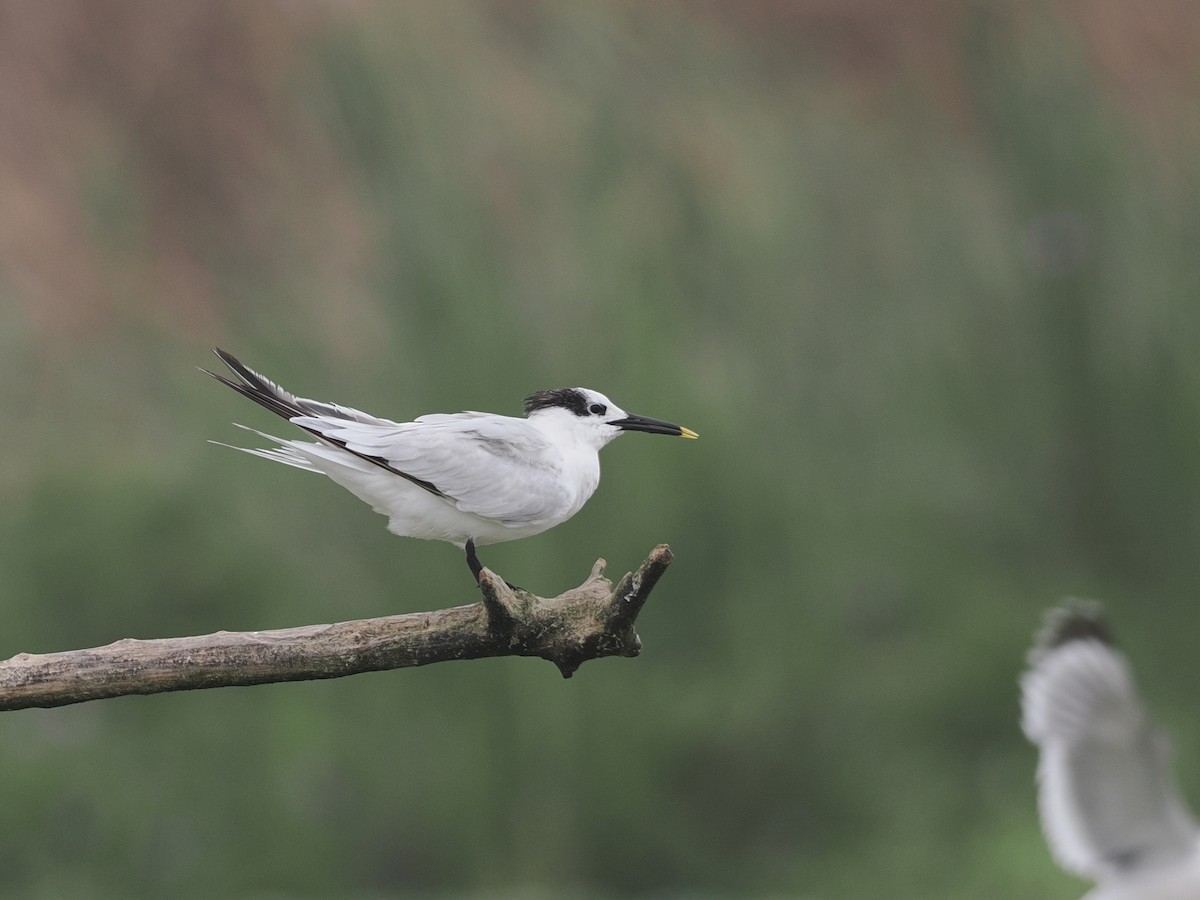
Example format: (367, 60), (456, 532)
(205, 349), (448, 498)
(207, 348), (304, 421)
(213, 348), (274, 394)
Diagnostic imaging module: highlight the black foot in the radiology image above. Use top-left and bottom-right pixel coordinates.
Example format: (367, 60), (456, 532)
(464, 538), (523, 592)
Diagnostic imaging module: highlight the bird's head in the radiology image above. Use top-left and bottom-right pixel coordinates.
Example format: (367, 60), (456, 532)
(523, 387), (698, 450)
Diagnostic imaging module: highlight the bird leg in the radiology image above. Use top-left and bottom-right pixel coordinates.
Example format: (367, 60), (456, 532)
(465, 538), (484, 583)
(464, 538), (523, 592)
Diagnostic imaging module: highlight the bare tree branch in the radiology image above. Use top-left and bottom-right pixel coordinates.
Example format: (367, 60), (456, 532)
(0, 545), (673, 711)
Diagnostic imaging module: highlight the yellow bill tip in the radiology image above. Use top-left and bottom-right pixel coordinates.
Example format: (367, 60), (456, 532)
(680, 426), (699, 440)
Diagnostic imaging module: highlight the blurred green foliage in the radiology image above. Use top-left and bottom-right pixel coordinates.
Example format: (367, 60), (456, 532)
(3, 3), (1200, 898)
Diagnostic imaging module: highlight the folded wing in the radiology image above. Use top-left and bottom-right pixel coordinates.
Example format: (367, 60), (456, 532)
(292, 412), (571, 526)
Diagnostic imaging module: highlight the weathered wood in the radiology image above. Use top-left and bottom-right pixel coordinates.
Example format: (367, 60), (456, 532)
(0, 545), (673, 711)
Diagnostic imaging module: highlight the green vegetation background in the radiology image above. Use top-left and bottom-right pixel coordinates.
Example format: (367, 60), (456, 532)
(3, 4), (1199, 898)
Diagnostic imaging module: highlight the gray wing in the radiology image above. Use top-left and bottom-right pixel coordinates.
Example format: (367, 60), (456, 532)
(291, 412), (572, 526)
(1021, 610), (1197, 882)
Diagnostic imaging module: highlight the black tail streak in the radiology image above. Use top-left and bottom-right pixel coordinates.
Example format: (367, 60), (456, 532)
(203, 365), (302, 422)
(205, 348), (447, 499)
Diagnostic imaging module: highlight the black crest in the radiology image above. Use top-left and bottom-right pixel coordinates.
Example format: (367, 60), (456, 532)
(523, 387), (589, 417)
(1029, 600), (1114, 666)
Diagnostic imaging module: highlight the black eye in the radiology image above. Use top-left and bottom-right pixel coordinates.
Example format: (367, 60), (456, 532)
(589, 403), (607, 416)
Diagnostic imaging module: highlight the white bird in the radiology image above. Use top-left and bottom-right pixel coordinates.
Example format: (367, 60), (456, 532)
(1021, 603), (1200, 900)
(204, 348), (697, 580)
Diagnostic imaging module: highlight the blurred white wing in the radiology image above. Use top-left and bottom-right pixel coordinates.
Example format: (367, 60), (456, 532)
(1021, 607), (1197, 884)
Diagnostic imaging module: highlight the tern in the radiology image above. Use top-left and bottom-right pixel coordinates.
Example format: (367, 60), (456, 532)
(1021, 603), (1200, 900)
(204, 349), (697, 581)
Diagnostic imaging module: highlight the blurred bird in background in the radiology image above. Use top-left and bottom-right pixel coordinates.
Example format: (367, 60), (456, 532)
(1022, 603), (1200, 900)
